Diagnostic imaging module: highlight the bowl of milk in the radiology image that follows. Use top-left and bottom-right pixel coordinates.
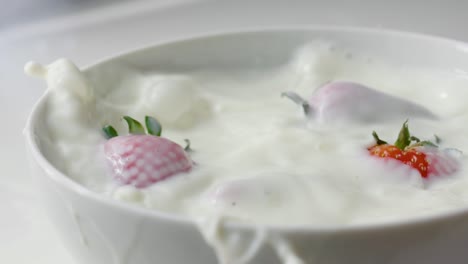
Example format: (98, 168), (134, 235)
(24, 27), (468, 264)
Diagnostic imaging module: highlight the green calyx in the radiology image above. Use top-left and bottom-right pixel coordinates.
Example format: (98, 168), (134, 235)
(102, 125), (118, 139)
(145, 116), (162, 137)
(184, 139), (192, 152)
(372, 131), (388, 145)
(394, 120), (411, 149)
(372, 120), (438, 150)
(123, 116), (146, 135)
(102, 115), (163, 139)
(281, 91), (312, 116)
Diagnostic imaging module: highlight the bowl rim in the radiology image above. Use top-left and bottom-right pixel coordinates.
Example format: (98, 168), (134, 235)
(24, 25), (468, 234)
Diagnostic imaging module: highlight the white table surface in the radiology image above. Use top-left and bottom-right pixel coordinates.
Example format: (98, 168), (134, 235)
(2, 0), (468, 263)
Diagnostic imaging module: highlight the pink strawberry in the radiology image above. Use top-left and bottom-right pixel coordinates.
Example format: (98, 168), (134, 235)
(282, 81), (436, 123)
(103, 116), (193, 188)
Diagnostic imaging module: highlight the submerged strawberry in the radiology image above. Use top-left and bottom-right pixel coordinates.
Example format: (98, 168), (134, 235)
(368, 121), (459, 178)
(282, 81), (436, 123)
(103, 116), (193, 188)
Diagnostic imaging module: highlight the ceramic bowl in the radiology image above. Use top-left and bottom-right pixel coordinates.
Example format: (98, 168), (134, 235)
(25, 27), (468, 264)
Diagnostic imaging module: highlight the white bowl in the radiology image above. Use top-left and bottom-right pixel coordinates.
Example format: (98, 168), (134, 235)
(25, 27), (468, 264)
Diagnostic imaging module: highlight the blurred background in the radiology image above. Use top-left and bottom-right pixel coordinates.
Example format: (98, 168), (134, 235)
(1, 0), (468, 263)
(4, 0), (122, 28)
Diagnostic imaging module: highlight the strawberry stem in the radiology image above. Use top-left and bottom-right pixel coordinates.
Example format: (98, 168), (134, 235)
(281, 91), (312, 116)
(102, 125), (118, 139)
(123, 116), (145, 134)
(394, 120), (411, 150)
(145, 116), (162, 136)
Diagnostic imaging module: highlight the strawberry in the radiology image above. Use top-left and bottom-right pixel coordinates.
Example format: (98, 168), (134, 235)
(102, 116), (193, 188)
(282, 81), (436, 123)
(368, 121), (459, 178)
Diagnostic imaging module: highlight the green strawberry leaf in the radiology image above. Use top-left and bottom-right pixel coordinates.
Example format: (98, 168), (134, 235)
(412, 140), (438, 148)
(394, 120), (411, 150)
(372, 131), (388, 145)
(409, 129), (439, 148)
(102, 125), (118, 139)
(145, 116), (162, 136)
(123, 116), (145, 134)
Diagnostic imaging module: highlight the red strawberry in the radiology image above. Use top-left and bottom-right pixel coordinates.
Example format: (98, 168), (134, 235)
(369, 144), (432, 177)
(102, 116), (193, 188)
(368, 121), (459, 178)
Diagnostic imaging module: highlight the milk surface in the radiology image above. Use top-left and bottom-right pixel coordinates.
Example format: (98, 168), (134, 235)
(26, 43), (468, 228)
